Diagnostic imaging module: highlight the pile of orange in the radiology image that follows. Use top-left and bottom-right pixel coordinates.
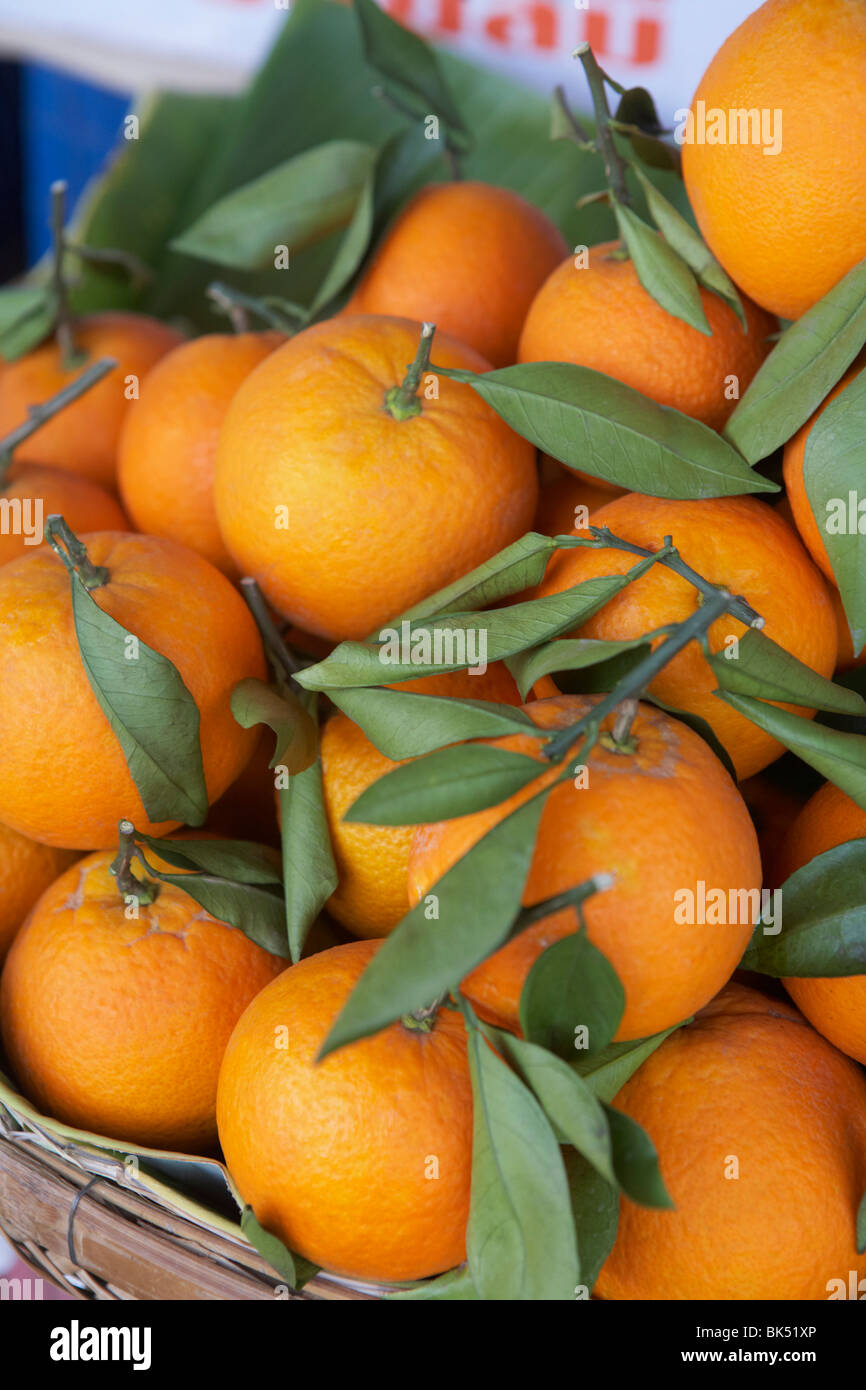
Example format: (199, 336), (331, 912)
(0, 0), (865, 1304)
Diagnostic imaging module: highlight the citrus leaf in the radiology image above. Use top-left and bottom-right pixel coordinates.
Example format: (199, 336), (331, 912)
(803, 367), (866, 656)
(171, 140), (377, 270)
(708, 628), (865, 714)
(241, 1208), (318, 1289)
(613, 202), (710, 335)
(396, 531), (557, 625)
(320, 794), (546, 1056)
(279, 753), (337, 964)
(434, 362), (777, 498)
(387, 1267), (478, 1301)
(345, 745), (542, 825)
(355, 0), (469, 152)
(230, 677), (318, 775)
(716, 691), (866, 811)
(724, 254), (866, 463)
(563, 1148), (619, 1294)
(604, 1104), (672, 1209)
(741, 840), (866, 977)
(571, 1026), (684, 1103)
(70, 581), (207, 826)
(519, 931), (625, 1060)
(327, 685), (538, 760)
(630, 164), (745, 326)
(466, 1026), (579, 1300)
(136, 832), (282, 885)
(494, 1031), (616, 1185)
(0, 285), (55, 361)
(298, 568), (663, 690)
(306, 159), (376, 317)
(507, 637), (650, 701)
(147, 872), (289, 959)
(614, 87), (665, 136)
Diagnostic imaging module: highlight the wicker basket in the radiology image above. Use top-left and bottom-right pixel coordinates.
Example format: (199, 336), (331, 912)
(0, 1078), (379, 1301)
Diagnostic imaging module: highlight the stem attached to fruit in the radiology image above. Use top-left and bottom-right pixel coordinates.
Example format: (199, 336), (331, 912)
(401, 995), (446, 1033)
(239, 577), (302, 683)
(383, 322), (436, 421)
(110, 820), (160, 907)
(44, 515), (110, 591)
(0, 357), (117, 487)
(574, 44), (632, 210)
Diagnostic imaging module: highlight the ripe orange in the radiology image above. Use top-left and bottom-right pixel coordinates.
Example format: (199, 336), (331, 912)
(518, 242), (776, 431)
(0, 820), (77, 964)
(217, 938), (472, 1283)
(535, 493), (838, 779)
(0, 531), (265, 849)
(321, 663), (527, 939)
(408, 694), (761, 1041)
(214, 314), (537, 641)
(345, 181), (567, 367)
(596, 983), (866, 1300)
(783, 360), (864, 585)
(0, 849), (285, 1151)
(117, 332), (282, 575)
(0, 463), (127, 567)
(774, 779), (866, 1065)
(534, 461), (624, 537)
(0, 313), (184, 488)
(682, 0), (866, 321)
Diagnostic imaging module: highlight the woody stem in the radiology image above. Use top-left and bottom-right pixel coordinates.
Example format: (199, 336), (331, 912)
(44, 515), (110, 591)
(574, 44), (631, 209)
(0, 358), (117, 484)
(50, 180), (78, 367)
(383, 322), (436, 421)
(109, 820), (159, 905)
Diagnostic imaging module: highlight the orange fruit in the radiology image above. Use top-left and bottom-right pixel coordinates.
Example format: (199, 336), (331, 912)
(0, 313), (184, 488)
(214, 314), (537, 641)
(408, 694), (761, 1040)
(596, 983), (866, 1300)
(783, 360), (864, 585)
(0, 848), (286, 1151)
(681, 0), (866, 321)
(117, 332), (282, 575)
(518, 242), (776, 431)
(535, 493), (837, 779)
(217, 938), (472, 1283)
(0, 462), (127, 567)
(0, 531), (265, 849)
(738, 771), (807, 890)
(534, 462), (624, 537)
(321, 663), (527, 939)
(774, 779), (866, 1065)
(0, 820), (77, 964)
(345, 181), (567, 367)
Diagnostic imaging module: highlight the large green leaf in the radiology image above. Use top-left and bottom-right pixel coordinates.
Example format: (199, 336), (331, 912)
(563, 1149), (619, 1294)
(742, 840), (866, 977)
(519, 930), (625, 1060)
(345, 744), (543, 825)
(231, 678), (318, 774)
(613, 202), (709, 335)
(604, 1105), (672, 1209)
(435, 362), (776, 497)
(708, 628), (865, 714)
(355, 0), (468, 151)
(397, 532), (557, 625)
(279, 752), (338, 964)
(326, 685), (537, 760)
(571, 1026), (684, 1103)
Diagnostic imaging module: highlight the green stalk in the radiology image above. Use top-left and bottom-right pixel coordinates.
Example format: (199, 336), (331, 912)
(384, 322), (436, 421)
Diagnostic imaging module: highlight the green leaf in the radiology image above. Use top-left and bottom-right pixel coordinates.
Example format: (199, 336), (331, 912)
(230, 677), (318, 774)
(614, 87), (664, 137)
(396, 531), (557, 625)
(741, 840), (866, 977)
(320, 794), (546, 1056)
(70, 582), (207, 826)
(387, 1266), (478, 1301)
(298, 567), (663, 691)
(604, 1104), (673, 1209)
(279, 754), (338, 964)
(716, 691), (866, 811)
(708, 628), (865, 714)
(354, 0), (469, 152)
(346, 744), (542, 825)
(327, 686), (537, 760)
(630, 164), (745, 326)
(613, 202), (710, 335)
(0, 286), (55, 361)
(507, 637), (650, 701)
(306, 158), (376, 317)
(495, 1031), (616, 1185)
(434, 362), (777, 498)
(803, 367), (866, 655)
(563, 1148), (619, 1294)
(136, 832), (282, 885)
(241, 1208), (318, 1289)
(171, 140), (377, 270)
(571, 1027), (684, 1103)
(519, 931), (625, 1060)
(724, 254), (866, 463)
(466, 1026), (579, 1300)
(146, 870), (289, 959)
